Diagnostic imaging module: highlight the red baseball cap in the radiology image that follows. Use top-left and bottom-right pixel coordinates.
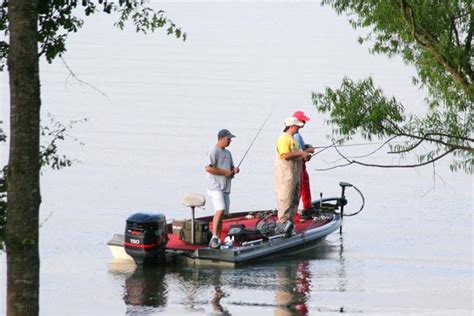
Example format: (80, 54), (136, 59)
(292, 110), (310, 122)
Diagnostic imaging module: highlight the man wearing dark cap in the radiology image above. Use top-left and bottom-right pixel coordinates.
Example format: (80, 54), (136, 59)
(205, 129), (240, 248)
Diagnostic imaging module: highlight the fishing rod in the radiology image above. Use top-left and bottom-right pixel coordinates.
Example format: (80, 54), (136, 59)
(236, 112), (272, 168)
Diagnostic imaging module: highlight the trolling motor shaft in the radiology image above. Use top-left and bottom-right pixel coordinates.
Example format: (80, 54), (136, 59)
(338, 182), (352, 233)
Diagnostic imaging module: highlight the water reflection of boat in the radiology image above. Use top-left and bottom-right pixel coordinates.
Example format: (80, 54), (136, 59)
(108, 245), (341, 315)
(108, 182), (364, 268)
(274, 262), (311, 316)
(123, 267), (168, 311)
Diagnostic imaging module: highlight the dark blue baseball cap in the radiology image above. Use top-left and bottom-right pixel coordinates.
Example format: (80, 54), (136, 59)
(218, 129), (236, 139)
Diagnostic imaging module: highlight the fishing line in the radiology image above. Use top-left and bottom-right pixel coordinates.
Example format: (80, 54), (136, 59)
(236, 112), (272, 168)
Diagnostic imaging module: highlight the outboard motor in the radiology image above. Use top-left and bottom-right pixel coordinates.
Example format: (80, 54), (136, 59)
(124, 213), (168, 266)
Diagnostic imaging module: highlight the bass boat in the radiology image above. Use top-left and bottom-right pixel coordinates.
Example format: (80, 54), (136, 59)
(108, 182), (364, 267)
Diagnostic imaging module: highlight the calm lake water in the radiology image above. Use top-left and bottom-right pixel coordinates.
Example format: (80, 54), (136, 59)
(1, 1), (472, 315)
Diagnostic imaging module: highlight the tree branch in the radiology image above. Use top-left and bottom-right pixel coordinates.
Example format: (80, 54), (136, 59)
(388, 136), (424, 154)
(315, 161), (354, 172)
(61, 57), (109, 98)
(329, 143), (457, 169)
(464, 10), (473, 81)
(372, 114), (473, 151)
(345, 136), (398, 159)
(387, 131), (473, 154)
(393, 131), (472, 151)
(449, 14), (460, 48)
(399, 0), (472, 94)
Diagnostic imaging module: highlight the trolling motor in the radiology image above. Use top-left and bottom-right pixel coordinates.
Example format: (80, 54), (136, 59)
(310, 181), (365, 232)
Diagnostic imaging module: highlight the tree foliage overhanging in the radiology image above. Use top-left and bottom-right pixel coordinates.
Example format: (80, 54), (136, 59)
(314, 0), (473, 173)
(0, 0), (186, 71)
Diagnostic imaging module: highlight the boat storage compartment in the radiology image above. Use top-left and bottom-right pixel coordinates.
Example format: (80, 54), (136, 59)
(179, 219), (211, 244)
(172, 219), (186, 234)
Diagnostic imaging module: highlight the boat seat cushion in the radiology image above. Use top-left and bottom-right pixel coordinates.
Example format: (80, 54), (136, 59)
(182, 193), (206, 208)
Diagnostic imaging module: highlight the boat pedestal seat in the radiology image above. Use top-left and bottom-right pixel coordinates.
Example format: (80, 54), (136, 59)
(182, 193), (206, 208)
(181, 193), (206, 244)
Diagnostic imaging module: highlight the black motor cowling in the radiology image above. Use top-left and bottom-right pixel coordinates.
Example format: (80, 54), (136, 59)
(124, 213), (168, 266)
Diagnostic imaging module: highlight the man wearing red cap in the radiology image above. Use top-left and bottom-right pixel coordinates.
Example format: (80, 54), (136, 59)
(292, 111), (315, 218)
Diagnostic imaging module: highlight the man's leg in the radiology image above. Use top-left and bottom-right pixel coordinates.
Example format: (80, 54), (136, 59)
(276, 182), (293, 223)
(212, 209), (225, 238)
(210, 210), (224, 248)
(276, 184), (296, 235)
(300, 162), (312, 210)
(208, 190), (227, 248)
(290, 180), (301, 220)
(277, 199), (292, 224)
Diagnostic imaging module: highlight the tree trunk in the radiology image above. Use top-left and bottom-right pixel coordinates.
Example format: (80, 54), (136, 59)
(6, 1), (41, 315)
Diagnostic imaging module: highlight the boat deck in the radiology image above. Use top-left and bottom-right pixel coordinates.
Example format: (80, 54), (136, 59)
(166, 214), (330, 251)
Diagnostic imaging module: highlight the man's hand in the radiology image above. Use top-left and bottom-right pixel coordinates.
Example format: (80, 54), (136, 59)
(227, 167), (240, 178)
(304, 145), (315, 154)
(303, 145), (315, 161)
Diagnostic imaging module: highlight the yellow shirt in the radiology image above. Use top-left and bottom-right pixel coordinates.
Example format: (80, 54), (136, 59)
(276, 132), (301, 157)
